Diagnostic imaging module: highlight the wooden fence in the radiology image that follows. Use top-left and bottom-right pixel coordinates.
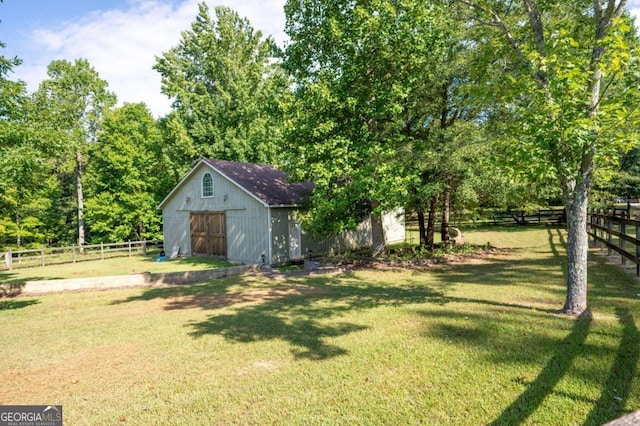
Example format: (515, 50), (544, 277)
(1, 240), (163, 271)
(489, 208), (566, 225)
(588, 209), (640, 275)
(447, 208), (566, 226)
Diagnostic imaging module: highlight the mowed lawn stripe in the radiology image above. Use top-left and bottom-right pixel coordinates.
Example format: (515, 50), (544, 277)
(1, 226), (638, 425)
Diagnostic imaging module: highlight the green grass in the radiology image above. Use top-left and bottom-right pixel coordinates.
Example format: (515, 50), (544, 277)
(1, 225), (639, 425)
(0, 255), (234, 283)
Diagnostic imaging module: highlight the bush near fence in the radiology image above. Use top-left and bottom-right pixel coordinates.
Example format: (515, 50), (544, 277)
(1, 240), (163, 271)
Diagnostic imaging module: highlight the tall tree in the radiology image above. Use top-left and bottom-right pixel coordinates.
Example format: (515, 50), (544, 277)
(283, 0), (449, 255)
(0, 37), (58, 248)
(85, 103), (166, 242)
(154, 3), (289, 164)
(458, 0), (640, 314)
(401, 4), (486, 248)
(33, 59), (116, 247)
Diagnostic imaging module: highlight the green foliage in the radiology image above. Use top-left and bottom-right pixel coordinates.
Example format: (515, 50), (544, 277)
(85, 103), (167, 242)
(0, 44), (60, 248)
(154, 3), (289, 164)
(593, 144), (640, 206)
(470, 2), (640, 190)
(459, 0), (640, 313)
(284, 0), (450, 236)
(30, 58), (117, 246)
(33, 59), (116, 153)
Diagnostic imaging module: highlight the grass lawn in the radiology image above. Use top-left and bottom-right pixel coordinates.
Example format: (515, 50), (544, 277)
(0, 255), (234, 283)
(1, 225), (639, 425)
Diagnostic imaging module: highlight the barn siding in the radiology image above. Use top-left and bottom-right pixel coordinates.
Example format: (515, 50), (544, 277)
(161, 161), (406, 266)
(226, 206), (271, 264)
(300, 210), (405, 258)
(162, 163), (270, 263)
(270, 208), (292, 265)
(383, 209), (405, 244)
(301, 218), (373, 257)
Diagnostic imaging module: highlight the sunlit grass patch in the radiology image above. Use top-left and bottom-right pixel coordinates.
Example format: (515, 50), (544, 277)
(0, 255), (233, 283)
(0, 226), (638, 424)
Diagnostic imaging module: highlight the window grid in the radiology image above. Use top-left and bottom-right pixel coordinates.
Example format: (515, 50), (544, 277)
(202, 173), (213, 197)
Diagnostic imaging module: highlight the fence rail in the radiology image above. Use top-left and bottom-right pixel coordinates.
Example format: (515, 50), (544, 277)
(442, 208), (566, 226)
(2, 240), (163, 271)
(588, 209), (640, 275)
(488, 208), (566, 225)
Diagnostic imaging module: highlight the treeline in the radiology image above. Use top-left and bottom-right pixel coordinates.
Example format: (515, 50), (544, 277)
(0, 5), (290, 249)
(1, 0), (639, 275)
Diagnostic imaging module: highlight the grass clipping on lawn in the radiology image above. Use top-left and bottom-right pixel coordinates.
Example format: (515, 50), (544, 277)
(0, 225), (639, 425)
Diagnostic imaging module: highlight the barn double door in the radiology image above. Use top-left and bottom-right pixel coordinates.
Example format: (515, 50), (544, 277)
(190, 212), (227, 258)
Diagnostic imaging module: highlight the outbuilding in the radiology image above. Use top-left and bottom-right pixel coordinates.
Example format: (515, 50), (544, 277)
(158, 159), (405, 265)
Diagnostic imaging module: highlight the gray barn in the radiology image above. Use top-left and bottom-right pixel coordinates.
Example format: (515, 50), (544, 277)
(158, 159), (405, 265)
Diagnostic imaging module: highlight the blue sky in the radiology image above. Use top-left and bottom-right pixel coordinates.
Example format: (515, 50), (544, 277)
(1, 1), (639, 118)
(0, 0), (287, 117)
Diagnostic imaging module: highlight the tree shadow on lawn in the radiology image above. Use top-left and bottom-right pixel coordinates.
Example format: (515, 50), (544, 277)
(111, 278), (244, 309)
(0, 298), (40, 311)
(112, 249), (575, 360)
(420, 301), (639, 424)
(583, 307), (640, 425)
(0, 271), (58, 295)
(486, 315), (593, 426)
(547, 226), (567, 258)
(186, 275), (450, 360)
(423, 254), (568, 302)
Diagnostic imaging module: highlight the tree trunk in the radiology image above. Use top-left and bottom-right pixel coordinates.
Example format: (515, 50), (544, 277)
(16, 209), (21, 248)
(417, 209), (427, 247)
(426, 193), (439, 249)
(76, 152), (85, 248)
(441, 189), (451, 244)
(370, 212), (386, 257)
(558, 0), (621, 316)
(561, 181), (590, 315)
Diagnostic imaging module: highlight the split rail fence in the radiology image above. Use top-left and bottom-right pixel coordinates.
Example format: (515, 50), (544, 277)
(588, 209), (640, 275)
(0, 240), (163, 271)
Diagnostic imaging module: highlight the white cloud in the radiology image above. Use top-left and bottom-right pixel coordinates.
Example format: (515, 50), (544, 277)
(15, 0), (287, 117)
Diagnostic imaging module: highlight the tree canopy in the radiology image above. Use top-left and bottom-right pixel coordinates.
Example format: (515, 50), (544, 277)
(458, 0), (640, 314)
(283, 0), (456, 254)
(155, 3), (289, 164)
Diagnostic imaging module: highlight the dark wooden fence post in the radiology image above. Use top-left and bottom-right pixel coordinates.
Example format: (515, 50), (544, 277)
(636, 214), (640, 275)
(590, 208), (596, 247)
(620, 217), (626, 265)
(607, 210), (613, 256)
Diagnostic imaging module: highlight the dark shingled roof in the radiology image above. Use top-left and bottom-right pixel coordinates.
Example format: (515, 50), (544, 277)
(204, 159), (314, 206)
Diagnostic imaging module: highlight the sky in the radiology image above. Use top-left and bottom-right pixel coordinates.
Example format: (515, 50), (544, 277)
(1, 1), (640, 118)
(0, 0), (287, 117)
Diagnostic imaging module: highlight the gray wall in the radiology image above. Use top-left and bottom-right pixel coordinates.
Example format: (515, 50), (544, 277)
(162, 163), (406, 265)
(270, 208), (292, 265)
(161, 163), (271, 264)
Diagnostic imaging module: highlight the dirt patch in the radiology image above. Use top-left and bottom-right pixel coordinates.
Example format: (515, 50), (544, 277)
(0, 343), (147, 402)
(163, 285), (331, 311)
(326, 248), (514, 272)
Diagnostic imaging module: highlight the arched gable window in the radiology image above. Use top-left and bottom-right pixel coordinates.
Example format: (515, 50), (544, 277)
(202, 173), (213, 197)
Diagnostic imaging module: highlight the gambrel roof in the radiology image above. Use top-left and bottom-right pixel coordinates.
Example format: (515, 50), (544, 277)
(158, 159), (314, 209)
